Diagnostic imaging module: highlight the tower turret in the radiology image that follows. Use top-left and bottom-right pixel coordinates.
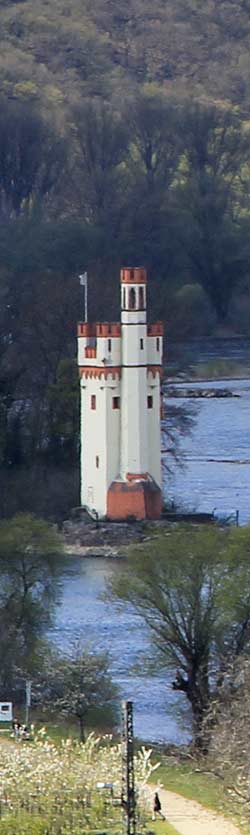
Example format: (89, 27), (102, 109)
(120, 267), (148, 480)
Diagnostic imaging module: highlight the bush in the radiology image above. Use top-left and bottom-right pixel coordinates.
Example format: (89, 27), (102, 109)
(0, 814), (48, 835)
(0, 733), (159, 834)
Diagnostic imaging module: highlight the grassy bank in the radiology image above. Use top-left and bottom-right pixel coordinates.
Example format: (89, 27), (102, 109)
(191, 359), (250, 380)
(150, 758), (249, 834)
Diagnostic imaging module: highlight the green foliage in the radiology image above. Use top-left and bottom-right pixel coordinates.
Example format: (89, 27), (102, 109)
(0, 513), (66, 695)
(0, 732), (158, 835)
(108, 524), (250, 746)
(0, 814), (49, 835)
(40, 644), (119, 741)
(0, 0), (250, 515)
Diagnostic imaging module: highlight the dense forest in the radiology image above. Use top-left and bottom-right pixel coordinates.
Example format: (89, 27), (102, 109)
(1, 0), (250, 518)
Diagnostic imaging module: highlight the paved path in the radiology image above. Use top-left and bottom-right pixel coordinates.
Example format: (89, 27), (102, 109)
(147, 786), (242, 835)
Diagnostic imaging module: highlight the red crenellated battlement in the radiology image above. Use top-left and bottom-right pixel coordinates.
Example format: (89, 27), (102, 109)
(147, 322), (164, 336)
(120, 267), (147, 284)
(77, 323), (96, 337)
(96, 323), (121, 337)
(78, 322), (121, 338)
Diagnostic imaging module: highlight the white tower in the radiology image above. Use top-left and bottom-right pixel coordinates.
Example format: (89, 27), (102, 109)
(77, 267), (163, 520)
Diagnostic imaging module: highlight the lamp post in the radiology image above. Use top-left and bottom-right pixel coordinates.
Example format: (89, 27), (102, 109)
(96, 701), (136, 835)
(121, 701), (136, 835)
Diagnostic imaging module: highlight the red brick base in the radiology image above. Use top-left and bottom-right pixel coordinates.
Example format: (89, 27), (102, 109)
(107, 478), (162, 521)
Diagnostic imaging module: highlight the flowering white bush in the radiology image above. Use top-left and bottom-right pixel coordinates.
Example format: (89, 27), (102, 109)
(0, 732), (160, 834)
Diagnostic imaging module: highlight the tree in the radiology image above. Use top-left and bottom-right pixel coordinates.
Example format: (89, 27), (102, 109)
(108, 524), (250, 749)
(0, 513), (66, 681)
(0, 97), (66, 218)
(207, 657), (250, 809)
(179, 102), (250, 320)
(41, 645), (118, 741)
(71, 99), (129, 230)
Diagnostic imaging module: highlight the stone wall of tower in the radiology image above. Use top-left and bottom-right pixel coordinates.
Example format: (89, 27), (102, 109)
(79, 373), (121, 517)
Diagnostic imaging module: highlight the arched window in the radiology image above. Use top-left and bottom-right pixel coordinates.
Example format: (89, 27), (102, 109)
(129, 287), (136, 309)
(139, 286), (144, 309)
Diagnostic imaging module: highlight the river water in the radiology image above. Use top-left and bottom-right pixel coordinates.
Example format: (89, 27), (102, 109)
(166, 378), (250, 525)
(54, 376), (250, 744)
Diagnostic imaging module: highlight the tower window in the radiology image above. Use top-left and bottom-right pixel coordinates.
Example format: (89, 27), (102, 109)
(112, 396), (120, 409)
(129, 287), (136, 309)
(91, 395), (96, 410)
(123, 288), (126, 309)
(139, 286), (144, 309)
(140, 338), (144, 350)
(96, 455), (99, 468)
(156, 337), (160, 352)
(148, 395), (153, 408)
(108, 338), (112, 352)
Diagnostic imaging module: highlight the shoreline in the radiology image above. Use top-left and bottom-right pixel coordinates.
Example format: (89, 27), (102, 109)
(64, 543), (123, 558)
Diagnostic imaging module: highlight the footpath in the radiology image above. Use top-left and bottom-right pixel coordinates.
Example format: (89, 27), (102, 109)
(148, 786), (242, 835)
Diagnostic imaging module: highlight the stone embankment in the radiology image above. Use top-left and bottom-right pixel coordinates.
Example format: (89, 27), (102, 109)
(62, 510), (215, 558)
(167, 387), (240, 398)
(63, 512), (151, 557)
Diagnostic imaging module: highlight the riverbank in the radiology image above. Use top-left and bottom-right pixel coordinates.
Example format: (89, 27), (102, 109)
(62, 512), (217, 558)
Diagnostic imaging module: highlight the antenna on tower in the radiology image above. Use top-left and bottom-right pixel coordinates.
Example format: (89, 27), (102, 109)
(79, 272), (88, 322)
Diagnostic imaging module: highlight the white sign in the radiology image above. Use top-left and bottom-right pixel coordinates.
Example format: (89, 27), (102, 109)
(0, 702), (12, 722)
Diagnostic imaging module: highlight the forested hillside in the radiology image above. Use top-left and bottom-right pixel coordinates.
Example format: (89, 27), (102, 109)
(1, 0), (250, 518)
(3, 0), (250, 110)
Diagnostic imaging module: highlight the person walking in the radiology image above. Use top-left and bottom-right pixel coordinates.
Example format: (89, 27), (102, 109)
(152, 791), (165, 820)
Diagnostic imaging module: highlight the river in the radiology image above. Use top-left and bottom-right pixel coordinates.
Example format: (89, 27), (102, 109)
(166, 378), (250, 525)
(54, 376), (250, 744)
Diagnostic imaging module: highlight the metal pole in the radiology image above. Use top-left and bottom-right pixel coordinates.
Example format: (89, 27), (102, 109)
(84, 273), (88, 324)
(121, 701), (136, 835)
(79, 273), (88, 323)
(25, 680), (31, 728)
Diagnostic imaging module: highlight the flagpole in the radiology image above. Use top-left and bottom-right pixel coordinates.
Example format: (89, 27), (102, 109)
(79, 272), (88, 322)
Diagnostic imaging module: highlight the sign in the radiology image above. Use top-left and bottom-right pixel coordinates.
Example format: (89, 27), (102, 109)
(0, 702), (12, 722)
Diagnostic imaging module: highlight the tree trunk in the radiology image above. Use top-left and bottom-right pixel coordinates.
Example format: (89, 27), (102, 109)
(79, 715), (85, 743)
(173, 666), (210, 751)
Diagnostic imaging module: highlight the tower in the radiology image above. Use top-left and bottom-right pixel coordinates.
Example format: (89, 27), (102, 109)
(77, 267), (163, 520)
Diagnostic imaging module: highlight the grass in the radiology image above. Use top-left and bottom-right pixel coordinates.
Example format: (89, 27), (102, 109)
(190, 358), (250, 380)
(150, 758), (250, 834)
(150, 821), (180, 835)
(7, 708), (115, 744)
(150, 760), (226, 810)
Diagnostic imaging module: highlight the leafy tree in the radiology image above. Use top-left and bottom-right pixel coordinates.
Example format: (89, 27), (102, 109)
(0, 513), (66, 678)
(108, 524), (250, 749)
(71, 99), (129, 229)
(0, 97), (66, 218)
(41, 645), (118, 741)
(179, 103), (250, 320)
(46, 358), (79, 463)
(207, 657), (250, 809)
